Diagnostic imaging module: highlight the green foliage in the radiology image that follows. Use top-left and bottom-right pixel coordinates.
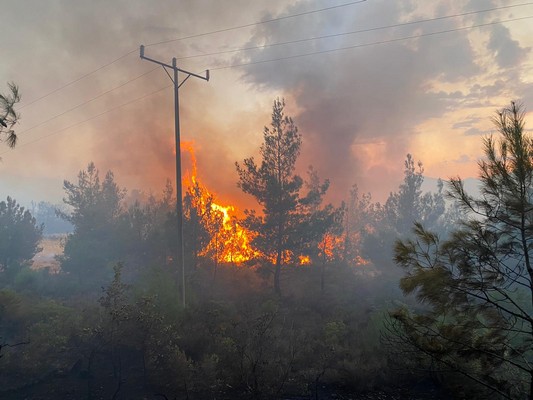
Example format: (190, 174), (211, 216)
(363, 155), (448, 272)
(386, 155), (445, 234)
(58, 162), (126, 285)
(57, 163), (176, 286)
(343, 184), (377, 265)
(236, 99), (338, 295)
(0, 289), (77, 390)
(236, 98), (304, 294)
(117, 182), (177, 272)
(0, 82), (20, 149)
(0, 254), (418, 400)
(390, 102), (533, 399)
(298, 167), (344, 263)
(0, 196), (43, 279)
(134, 264), (181, 318)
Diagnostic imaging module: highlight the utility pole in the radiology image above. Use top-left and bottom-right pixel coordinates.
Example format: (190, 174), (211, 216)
(140, 45), (209, 307)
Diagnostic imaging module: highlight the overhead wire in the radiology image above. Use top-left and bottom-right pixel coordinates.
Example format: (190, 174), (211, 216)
(19, 50), (137, 110)
(0, 84), (172, 157)
(17, 2), (533, 136)
(16, 1), (530, 118)
(7, 5), (533, 152)
(16, 66), (159, 137)
(174, 2), (533, 61)
(144, 0), (367, 47)
(19, 0), (367, 110)
(4, 0), (373, 144)
(206, 15), (533, 71)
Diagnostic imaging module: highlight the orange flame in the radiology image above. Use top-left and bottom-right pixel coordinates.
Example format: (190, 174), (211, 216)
(299, 255), (311, 265)
(344, 231), (371, 267)
(319, 233), (343, 262)
(182, 141), (198, 187)
(182, 142), (258, 264)
(209, 203), (259, 263)
(180, 142), (370, 268)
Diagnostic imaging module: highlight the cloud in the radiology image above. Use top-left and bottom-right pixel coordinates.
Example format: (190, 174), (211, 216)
(455, 154), (473, 163)
(452, 115), (483, 129)
(463, 127), (487, 136)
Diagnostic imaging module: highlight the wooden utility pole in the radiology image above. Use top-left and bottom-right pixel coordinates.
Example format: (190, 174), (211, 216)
(140, 45), (209, 307)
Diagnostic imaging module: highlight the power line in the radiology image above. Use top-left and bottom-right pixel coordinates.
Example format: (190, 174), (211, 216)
(16, 3), (532, 130)
(207, 15), (533, 71)
(0, 84), (171, 156)
(144, 0), (367, 47)
(8, 11), (533, 153)
(175, 2), (533, 61)
(17, 66), (159, 137)
(19, 50), (137, 110)
(19, 0), (367, 110)
(11, 4), (523, 140)
(17, 0), (527, 112)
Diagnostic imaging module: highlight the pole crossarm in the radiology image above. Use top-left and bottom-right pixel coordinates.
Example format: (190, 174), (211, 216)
(140, 45), (209, 81)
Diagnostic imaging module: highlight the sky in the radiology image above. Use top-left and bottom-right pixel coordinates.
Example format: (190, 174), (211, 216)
(1, 0), (533, 212)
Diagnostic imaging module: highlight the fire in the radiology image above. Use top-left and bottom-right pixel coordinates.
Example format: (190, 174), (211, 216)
(354, 255), (371, 266)
(319, 233), (343, 262)
(299, 255), (311, 265)
(182, 142), (258, 264)
(209, 203), (259, 263)
(181, 141), (198, 183)
(180, 142), (370, 269)
(343, 231), (371, 267)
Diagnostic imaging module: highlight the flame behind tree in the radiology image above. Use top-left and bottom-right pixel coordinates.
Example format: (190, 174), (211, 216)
(297, 169), (345, 292)
(182, 142), (258, 266)
(180, 118), (347, 276)
(236, 99), (304, 295)
(236, 99), (340, 295)
(343, 185), (375, 267)
(297, 166), (345, 263)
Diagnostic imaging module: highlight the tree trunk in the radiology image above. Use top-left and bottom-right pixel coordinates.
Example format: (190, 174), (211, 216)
(320, 239), (327, 294)
(142, 348), (147, 386)
(212, 233), (218, 285)
(274, 218), (283, 295)
(87, 350), (95, 400)
(320, 261), (325, 294)
(274, 255), (281, 296)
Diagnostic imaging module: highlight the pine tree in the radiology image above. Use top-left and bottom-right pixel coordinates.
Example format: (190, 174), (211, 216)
(236, 99), (303, 295)
(391, 102), (533, 399)
(0, 82), (20, 149)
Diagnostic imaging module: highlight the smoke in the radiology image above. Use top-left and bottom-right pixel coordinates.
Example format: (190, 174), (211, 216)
(235, 0), (531, 201)
(0, 0), (531, 208)
(240, 2), (440, 196)
(0, 0), (284, 204)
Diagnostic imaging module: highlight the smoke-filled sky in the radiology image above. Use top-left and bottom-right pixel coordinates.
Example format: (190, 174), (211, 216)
(1, 0), (533, 210)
